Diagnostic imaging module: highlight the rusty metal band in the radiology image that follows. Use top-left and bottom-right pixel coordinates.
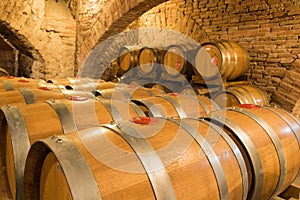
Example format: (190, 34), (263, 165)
(128, 101), (146, 117)
(19, 88), (36, 104)
(233, 85), (257, 104)
(105, 123), (176, 200)
(158, 95), (187, 118)
(41, 135), (101, 199)
(229, 108), (286, 197)
(45, 100), (77, 134)
(132, 99), (163, 117)
(199, 118), (249, 200)
(168, 119), (229, 200)
(264, 107), (300, 148)
(226, 42), (237, 80)
(3, 80), (14, 91)
(96, 98), (123, 122)
(1, 105), (31, 200)
(208, 114), (263, 200)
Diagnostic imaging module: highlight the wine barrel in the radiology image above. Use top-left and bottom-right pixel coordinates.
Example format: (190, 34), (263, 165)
(47, 78), (120, 91)
(137, 46), (163, 75)
(47, 77), (104, 91)
(118, 46), (140, 75)
(206, 105), (300, 200)
(0, 67), (9, 76)
(0, 87), (95, 106)
(132, 93), (219, 119)
(0, 76), (48, 91)
(97, 81), (122, 90)
(24, 117), (248, 199)
(212, 84), (270, 108)
(95, 85), (165, 100)
(47, 77), (76, 89)
(195, 41), (249, 81)
(0, 87), (64, 105)
(162, 43), (196, 78)
(0, 98), (145, 199)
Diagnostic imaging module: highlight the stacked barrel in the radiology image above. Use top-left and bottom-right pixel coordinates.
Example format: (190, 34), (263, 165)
(18, 95), (299, 199)
(0, 41), (299, 200)
(0, 75), (171, 198)
(112, 41), (271, 108)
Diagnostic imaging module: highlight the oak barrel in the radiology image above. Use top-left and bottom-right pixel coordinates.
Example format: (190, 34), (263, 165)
(47, 77), (105, 91)
(0, 87), (95, 106)
(24, 117), (248, 199)
(132, 93), (219, 119)
(0, 76), (48, 91)
(162, 43), (196, 78)
(0, 98), (145, 199)
(195, 41), (249, 81)
(137, 46), (163, 75)
(0, 87), (65, 106)
(118, 46), (140, 74)
(212, 84), (270, 108)
(206, 105), (300, 200)
(95, 85), (165, 100)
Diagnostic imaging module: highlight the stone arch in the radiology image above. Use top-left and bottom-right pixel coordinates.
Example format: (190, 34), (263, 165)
(76, 0), (169, 69)
(0, 0), (76, 79)
(0, 21), (45, 78)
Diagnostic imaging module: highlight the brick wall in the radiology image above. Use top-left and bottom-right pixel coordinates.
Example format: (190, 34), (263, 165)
(126, 0), (300, 111)
(0, 0), (76, 79)
(0, 36), (15, 75)
(76, 0), (167, 73)
(0, 0), (299, 112)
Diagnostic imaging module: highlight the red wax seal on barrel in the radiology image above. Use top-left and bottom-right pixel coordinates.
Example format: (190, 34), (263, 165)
(238, 104), (260, 109)
(5, 76), (14, 79)
(38, 86), (52, 91)
(130, 117), (158, 125)
(68, 96), (88, 101)
(18, 79), (29, 83)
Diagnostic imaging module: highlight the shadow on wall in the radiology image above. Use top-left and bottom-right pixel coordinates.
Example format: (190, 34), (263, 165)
(0, 22), (45, 78)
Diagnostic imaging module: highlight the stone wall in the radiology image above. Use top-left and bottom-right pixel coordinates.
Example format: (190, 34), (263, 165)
(0, 36), (15, 75)
(125, 0), (300, 111)
(0, 0), (298, 111)
(76, 0), (167, 73)
(0, 0), (76, 79)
